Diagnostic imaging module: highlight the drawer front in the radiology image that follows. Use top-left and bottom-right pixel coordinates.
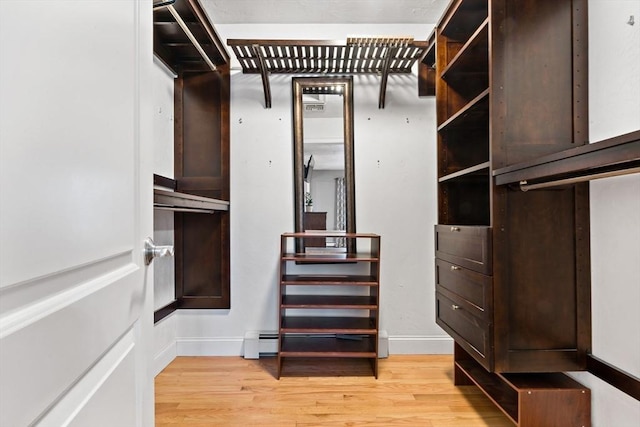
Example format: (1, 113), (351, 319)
(435, 258), (491, 314)
(435, 225), (492, 274)
(436, 292), (490, 367)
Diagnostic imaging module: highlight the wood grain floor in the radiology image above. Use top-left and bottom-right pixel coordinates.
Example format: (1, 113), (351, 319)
(155, 355), (513, 427)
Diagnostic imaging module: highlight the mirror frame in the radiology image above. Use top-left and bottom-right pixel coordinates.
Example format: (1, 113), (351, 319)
(292, 76), (356, 246)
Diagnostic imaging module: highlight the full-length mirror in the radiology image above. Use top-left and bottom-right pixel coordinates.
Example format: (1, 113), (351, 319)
(293, 76), (355, 252)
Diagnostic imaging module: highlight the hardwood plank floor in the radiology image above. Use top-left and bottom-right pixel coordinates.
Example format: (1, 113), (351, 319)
(155, 355), (513, 426)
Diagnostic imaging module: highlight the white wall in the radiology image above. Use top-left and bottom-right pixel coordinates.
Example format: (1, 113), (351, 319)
(151, 57), (178, 374)
(567, 2), (640, 426)
(171, 23), (445, 355)
(151, 57), (176, 312)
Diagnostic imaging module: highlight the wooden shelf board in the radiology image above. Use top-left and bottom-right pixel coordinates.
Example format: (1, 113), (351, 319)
(281, 274), (378, 286)
(441, 19), (489, 80)
(456, 360), (519, 424)
(439, 161), (490, 182)
(282, 232), (380, 238)
(499, 372), (590, 391)
(281, 335), (376, 356)
(282, 253), (379, 263)
(437, 88), (489, 131)
(281, 316), (376, 333)
(282, 295), (377, 309)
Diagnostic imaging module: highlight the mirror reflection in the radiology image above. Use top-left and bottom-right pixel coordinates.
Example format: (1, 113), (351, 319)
(293, 77), (355, 252)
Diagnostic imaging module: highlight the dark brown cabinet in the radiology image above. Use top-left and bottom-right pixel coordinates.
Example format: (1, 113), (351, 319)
(278, 232), (381, 379)
(153, 0), (231, 316)
(431, 0), (591, 424)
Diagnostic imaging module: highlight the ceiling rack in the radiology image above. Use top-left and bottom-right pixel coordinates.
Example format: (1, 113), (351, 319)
(153, 0), (229, 74)
(227, 37), (430, 108)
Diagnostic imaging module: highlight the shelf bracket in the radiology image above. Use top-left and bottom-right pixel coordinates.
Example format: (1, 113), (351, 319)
(378, 46), (398, 109)
(252, 44), (272, 109)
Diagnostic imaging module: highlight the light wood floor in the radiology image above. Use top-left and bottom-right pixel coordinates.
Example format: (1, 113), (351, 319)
(155, 355), (513, 427)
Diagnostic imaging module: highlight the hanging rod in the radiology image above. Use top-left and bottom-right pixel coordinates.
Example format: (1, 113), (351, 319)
(153, 0), (217, 72)
(519, 166), (640, 191)
(154, 205), (218, 214)
(154, 188), (229, 212)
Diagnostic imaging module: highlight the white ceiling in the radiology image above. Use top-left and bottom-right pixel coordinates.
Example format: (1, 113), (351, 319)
(200, 0), (450, 24)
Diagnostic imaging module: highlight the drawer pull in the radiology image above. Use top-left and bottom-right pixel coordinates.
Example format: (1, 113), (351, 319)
(451, 304), (460, 310)
(450, 226), (461, 232)
(450, 265), (461, 271)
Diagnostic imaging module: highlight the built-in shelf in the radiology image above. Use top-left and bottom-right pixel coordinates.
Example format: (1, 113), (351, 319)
(439, 0), (488, 40)
(439, 161), (490, 182)
(437, 88), (489, 132)
(441, 19), (489, 81)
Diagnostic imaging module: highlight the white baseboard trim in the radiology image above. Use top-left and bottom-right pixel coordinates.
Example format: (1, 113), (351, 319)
(157, 334), (453, 362)
(388, 335), (454, 354)
(176, 337), (244, 356)
(154, 341), (177, 377)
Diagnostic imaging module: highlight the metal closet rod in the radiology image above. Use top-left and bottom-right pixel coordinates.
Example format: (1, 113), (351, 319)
(154, 205), (218, 214)
(519, 166), (640, 191)
(153, 0), (217, 72)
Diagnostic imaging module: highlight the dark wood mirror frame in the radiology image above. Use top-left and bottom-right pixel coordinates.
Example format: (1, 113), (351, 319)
(292, 76), (356, 250)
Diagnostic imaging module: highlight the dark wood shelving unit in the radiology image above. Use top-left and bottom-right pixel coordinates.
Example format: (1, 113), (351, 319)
(152, 0), (231, 317)
(278, 232), (381, 379)
(433, 0), (592, 424)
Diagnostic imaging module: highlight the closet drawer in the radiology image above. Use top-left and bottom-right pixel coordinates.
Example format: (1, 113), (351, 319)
(435, 258), (491, 315)
(436, 291), (490, 369)
(435, 225), (492, 274)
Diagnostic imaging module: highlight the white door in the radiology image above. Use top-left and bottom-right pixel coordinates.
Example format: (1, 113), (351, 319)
(0, 1), (154, 426)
